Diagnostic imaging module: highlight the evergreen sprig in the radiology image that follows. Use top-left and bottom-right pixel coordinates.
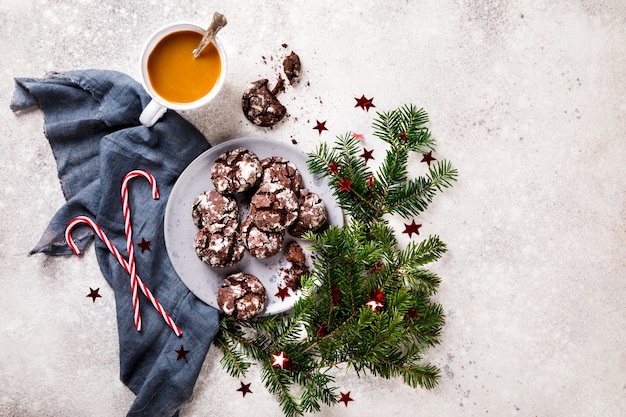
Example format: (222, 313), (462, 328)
(215, 104), (457, 417)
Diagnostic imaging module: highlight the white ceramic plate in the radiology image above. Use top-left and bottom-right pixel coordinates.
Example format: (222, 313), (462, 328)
(164, 137), (344, 316)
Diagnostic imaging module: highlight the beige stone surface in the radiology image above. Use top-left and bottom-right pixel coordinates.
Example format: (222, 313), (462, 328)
(1, 0), (625, 416)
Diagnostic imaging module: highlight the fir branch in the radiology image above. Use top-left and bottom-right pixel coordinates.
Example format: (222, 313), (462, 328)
(215, 104), (456, 417)
(384, 160), (457, 218)
(214, 331), (251, 378)
(268, 305), (312, 351)
(367, 353), (440, 390)
(261, 363), (301, 417)
(408, 301), (445, 348)
(428, 159), (459, 191)
(400, 268), (442, 296)
(402, 235), (448, 266)
(299, 372), (338, 413)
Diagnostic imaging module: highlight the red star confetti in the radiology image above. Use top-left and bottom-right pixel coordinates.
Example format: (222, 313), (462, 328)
(86, 287), (102, 303)
(338, 177), (353, 192)
(237, 382), (252, 397)
(175, 345), (190, 362)
(408, 308), (420, 319)
(316, 324), (328, 336)
(398, 131), (409, 142)
(331, 286), (341, 304)
(352, 132), (364, 139)
(421, 151), (437, 167)
(274, 286), (291, 301)
(339, 391), (354, 407)
(367, 174), (375, 187)
(271, 351), (289, 369)
(138, 237), (151, 253)
(313, 120), (328, 135)
(355, 95), (375, 111)
(371, 261), (383, 271)
(328, 161), (340, 175)
(402, 220), (422, 238)
(360, 148), (374, 162)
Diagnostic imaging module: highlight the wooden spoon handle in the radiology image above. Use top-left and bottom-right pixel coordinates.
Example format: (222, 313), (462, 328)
(193, 12), (227, 58)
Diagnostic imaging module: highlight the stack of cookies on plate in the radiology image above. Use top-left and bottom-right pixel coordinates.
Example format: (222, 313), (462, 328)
(191, 147), (328, 319)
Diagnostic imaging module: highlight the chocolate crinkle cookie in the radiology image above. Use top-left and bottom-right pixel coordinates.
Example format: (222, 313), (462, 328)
(192, 189), (238, 229)
(260, 156), (303, 193)
(193, 224), (245, 268)
(216, 272), (266, 320)
(240, 215), (284, 259)
(289, 188), (328, 237)
(249, 182), (299, 233)
(242, 78), (287, 127)
(210, 147), (262, 195)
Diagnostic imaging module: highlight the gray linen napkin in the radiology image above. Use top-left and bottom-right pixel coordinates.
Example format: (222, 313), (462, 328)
(11, 70), (219, 417)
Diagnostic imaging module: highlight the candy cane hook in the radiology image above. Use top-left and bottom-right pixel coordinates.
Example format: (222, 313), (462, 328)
(65, 217), (182, 337)
(121, 170), (159, 332)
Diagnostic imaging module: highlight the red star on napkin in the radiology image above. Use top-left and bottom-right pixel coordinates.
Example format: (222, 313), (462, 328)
(175, 345), (190, 362)
(313, 120), (328, 135)
(138, 237), (151, 253)
(421, 151), (436, 167)
(339, 391), (354, 407)
(274, 286), (291, 301)
(86, 287), (102, 303)
(237, 382), (252, 397)
(355, 95), (375, 111)
(360, 148), (374, 162)
(402, 220), (422, 238)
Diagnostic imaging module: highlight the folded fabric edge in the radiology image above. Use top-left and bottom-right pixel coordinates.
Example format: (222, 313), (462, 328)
(10, 78), (40, 112)
(30, 227), (94, 256)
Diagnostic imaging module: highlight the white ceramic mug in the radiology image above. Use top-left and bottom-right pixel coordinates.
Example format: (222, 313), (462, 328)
(139, 22), (227, 127)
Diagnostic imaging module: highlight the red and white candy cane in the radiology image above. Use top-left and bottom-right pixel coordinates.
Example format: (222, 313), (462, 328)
(64, 175), (182, 337)
(121, 170), (159, 333)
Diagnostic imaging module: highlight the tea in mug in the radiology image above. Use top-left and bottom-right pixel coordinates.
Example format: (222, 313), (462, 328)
(147, 30), (221, 104)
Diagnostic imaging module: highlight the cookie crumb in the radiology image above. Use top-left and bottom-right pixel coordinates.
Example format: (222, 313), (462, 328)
(283, 51), (301, 85)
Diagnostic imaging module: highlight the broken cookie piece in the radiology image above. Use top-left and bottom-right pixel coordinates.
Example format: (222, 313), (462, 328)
(283, 241), (309, 291)
(282, 51), (301, 84)
(242, 78), (287, 127)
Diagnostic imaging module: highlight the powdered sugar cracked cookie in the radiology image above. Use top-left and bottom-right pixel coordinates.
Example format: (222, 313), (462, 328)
(289, 188), (328, 237)
(260, 156), (303, 194)
(210, 147), (262, 195)
(240, 215), (284, 259)
(193, 224), (245, 268)
(192, 189), (238, 229)
(216, 272), (266, 320)
(249, 182), (299, 233)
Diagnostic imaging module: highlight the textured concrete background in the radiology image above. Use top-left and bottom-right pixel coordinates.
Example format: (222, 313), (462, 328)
(1, 0), (625, 416)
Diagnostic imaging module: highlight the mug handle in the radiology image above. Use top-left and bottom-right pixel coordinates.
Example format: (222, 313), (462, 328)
(139, 99), (167, 127)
